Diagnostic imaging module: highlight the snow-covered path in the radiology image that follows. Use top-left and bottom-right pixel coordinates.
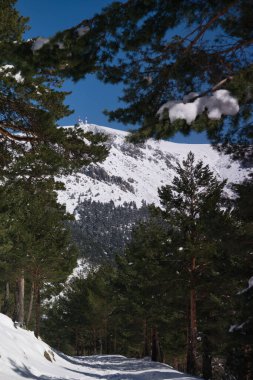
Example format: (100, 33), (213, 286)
(9, 354), (197, 380)
(0, 314), (197, 380)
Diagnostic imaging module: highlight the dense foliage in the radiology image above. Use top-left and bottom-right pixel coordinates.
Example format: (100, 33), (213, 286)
(0, 0), (108, 174)
(33, 0), (253, 162)
(71, 200), (150, 264)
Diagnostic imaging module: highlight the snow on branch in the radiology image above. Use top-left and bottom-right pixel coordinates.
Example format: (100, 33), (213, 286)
(32, 37), (50, 52)
(0, 65), (24, 83)
(157, 89), (239, 124)
(237, 276), (253, 295)
(76, 25), (90, 37)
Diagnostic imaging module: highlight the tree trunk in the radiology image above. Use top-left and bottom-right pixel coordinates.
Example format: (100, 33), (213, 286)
(12, 280), (19, 323)
(143, 319), (149, 357)
(114, 327), (117, 353)
(93, 328), (97, 354)
(1, 282), (10, 315)
(13, 271), (25, 327)
(75, 329), (79, 356)
(186, 257), (198, 375)
(100, 332), (103, 355)
(18, 271), (25, 327)
(202, 335), (212, 380)
(26, 282), (34, 328)
(245, 344), (253, 380)
(34, 284), (40, 338)
(151, 326), (161, 362)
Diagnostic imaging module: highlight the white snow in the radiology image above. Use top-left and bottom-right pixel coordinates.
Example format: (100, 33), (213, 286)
(0, 313), (196, 379)
(238, 275), (253, 295)
(57, 123), (250, 214)
(249, 276), (253, 289)
(44, 259), (93, 306)
(157, 90), (239, 123)
(76, 25), (90, 37)
(32, 37), (50, 51)
(0, 65), (24, 83)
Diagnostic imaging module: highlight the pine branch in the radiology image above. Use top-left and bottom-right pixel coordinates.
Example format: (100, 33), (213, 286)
(0, 125), (37, 142)
(185, 1), (239, 52)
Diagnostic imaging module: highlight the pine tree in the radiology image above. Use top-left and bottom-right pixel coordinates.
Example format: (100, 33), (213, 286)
(0, 177), (77, 336)
(112, 220), (169, 359)
(226, 177), (253, 380)
(33, 1), (253, 162)
(42, 266), (114, 356)
(156, 152), (235, 376)
(0, 1), (108, 174)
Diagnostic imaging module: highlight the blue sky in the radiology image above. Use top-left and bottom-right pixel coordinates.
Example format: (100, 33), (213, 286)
(16, 0), (208, 143)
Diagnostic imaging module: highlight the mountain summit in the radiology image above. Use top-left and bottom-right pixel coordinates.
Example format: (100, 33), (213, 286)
(58, 123), (248, 214)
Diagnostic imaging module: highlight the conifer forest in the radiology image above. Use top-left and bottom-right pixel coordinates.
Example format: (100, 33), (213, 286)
(0, 1), (252, 379)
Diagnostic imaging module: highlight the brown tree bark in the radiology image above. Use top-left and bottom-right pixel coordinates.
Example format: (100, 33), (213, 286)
(26, 282), (34, 328)
(1, 282), (10, 315)
(143, 319), (149, 357)
(151, 326), (161, 362)
(186, 257), (198, 375)
(18, 271), (25, 327)
(34, 284), (41, 338)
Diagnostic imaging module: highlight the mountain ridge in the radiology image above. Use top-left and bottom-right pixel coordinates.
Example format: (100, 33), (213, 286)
(58, 123), (249, 215)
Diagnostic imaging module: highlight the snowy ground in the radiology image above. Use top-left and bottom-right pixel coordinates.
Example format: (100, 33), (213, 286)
(0, 313), (197, 380)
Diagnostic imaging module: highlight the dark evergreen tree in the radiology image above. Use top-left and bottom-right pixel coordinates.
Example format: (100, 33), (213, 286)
(71, 200), (150, 264)
(32, 1), (253, 162)
(225, 177), (253, 380)
(155, 152), (238, 376)
(0, 1), (108, 174)
(0, 178), (77, 336)
(112, 219), (186, 363)
(42, 266), (114, 356)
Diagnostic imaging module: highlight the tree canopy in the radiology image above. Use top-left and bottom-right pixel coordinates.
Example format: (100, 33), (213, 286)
(30, 0), (252, 159)
(0, 0), (108, 174)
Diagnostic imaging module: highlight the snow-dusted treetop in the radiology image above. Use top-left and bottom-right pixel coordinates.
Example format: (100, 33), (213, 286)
(157, 90), (239, 124)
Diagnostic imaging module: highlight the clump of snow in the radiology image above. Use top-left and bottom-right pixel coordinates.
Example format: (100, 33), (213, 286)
(67, 258), (92, 283)
(238, 276), (253, 295)
(32, 37), (50, 52)
(56, 41), (65, 49)
(0, 64), (24, 83)
(76, 25), (90, 37)
(157, 90), (239, 124)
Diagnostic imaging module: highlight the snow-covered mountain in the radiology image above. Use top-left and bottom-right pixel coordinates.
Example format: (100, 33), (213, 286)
(58, 123), (250, 214)
(0, 313), (196, 379)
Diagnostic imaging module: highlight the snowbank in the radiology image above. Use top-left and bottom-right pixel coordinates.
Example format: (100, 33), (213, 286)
(0, 313), (196, 379)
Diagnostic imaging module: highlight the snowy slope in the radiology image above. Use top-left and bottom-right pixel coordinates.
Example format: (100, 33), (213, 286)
(58, 123), (250, 214)
(0, 313), (196, 379)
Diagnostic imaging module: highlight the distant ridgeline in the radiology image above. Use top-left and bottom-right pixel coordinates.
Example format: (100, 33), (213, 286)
(70, 200), (150, 264)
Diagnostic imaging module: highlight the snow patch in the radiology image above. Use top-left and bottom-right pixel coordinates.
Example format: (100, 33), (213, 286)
(76, 25), (90, 37)
(0, 65), (24, 83)
(157, 90), (239, 124)
(32, 37), (50, 52)
(57, 123), (249, 215)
